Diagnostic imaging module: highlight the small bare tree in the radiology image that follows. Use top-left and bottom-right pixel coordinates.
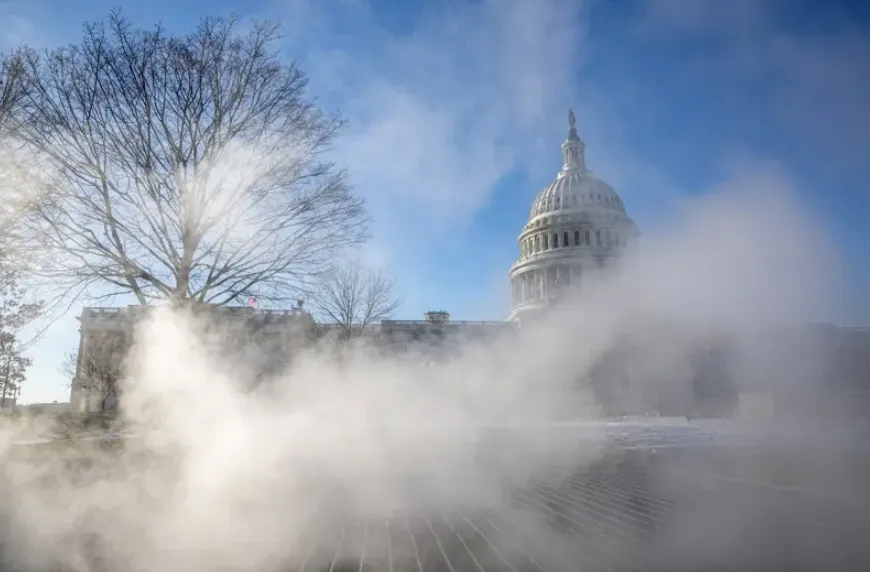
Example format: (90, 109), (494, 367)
(0, 331), (29, 408)
(63, 335), (124, 414)
(9, 11), (368, 307)
(0, 253), (41, 405)
(313, 258), (399, 339)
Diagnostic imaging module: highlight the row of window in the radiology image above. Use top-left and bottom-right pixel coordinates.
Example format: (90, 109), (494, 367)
(533, 191), (623, 216)
(521, 228), (621, 258)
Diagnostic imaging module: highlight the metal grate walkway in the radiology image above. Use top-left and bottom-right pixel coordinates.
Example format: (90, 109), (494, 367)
(281, 425), (870, 572)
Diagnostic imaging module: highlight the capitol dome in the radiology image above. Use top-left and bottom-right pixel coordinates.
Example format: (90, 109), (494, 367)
(508, 109), (640, 321)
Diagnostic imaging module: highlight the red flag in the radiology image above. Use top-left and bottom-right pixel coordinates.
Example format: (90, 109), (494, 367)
(247, 296), (257, 307)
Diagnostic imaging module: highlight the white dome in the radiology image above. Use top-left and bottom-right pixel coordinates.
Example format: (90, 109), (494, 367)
(529, 171), (627, 220)
(508, 109), (639, 321)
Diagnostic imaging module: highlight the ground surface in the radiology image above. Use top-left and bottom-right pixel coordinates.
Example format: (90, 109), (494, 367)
(289, 423), (870, 572)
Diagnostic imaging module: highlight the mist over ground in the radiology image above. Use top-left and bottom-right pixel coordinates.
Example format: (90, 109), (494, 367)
(0, 163), (855, 571)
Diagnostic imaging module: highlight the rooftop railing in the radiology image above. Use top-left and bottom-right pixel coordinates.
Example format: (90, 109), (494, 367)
(81, 305), (312, 318)
(380, 319), (512, 327)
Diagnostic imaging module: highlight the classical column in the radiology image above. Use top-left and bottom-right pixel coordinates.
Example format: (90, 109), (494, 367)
(539, 269), (546, 300)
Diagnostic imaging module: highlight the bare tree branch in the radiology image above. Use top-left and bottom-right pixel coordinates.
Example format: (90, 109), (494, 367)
(312, 257), (399, 339)
(0, 47), (44, 261)
(8, 11), (369, 308)
(0, 49), (28, 138)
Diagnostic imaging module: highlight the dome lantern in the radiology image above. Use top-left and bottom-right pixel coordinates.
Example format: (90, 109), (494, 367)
(560, 108), (586, 175)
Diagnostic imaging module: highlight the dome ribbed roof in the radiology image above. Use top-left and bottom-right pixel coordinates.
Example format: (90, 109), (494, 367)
(529, 170), (626, 219)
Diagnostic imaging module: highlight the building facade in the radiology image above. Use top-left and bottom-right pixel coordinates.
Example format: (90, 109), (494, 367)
(70, 303), (318, 413)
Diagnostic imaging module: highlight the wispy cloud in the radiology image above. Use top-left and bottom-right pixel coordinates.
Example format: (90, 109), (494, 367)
(283, 0), (590, 234)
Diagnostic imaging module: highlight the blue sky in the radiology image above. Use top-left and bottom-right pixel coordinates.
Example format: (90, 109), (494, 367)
(2, 0), (869, 403)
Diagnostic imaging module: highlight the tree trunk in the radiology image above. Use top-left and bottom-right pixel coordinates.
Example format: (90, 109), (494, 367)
(0, 358), (9, 409)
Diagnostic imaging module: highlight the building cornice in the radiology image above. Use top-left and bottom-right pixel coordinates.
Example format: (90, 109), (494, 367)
(510, 248), (616, 274)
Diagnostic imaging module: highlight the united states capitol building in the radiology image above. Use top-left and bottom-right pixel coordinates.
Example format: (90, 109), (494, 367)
(71, 111), (870, 420)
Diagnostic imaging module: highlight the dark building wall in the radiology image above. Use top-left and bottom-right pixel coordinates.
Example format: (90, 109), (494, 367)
(770, 327), (870, 422)
(594, 326), (870, 421)
(689, 341), (739, 419)
(587, 335), (738, 419)
(588, 341), (637, 417)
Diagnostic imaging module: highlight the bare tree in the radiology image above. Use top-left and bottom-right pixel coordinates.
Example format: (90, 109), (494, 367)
(313, 258), (399, 339)
(10, 11), (368, 307)
(0, 331), (29, 408)
(63, 334), (125, 413)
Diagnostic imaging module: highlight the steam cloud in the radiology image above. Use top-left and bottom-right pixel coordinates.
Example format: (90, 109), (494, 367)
(0, 159), (846, 571)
